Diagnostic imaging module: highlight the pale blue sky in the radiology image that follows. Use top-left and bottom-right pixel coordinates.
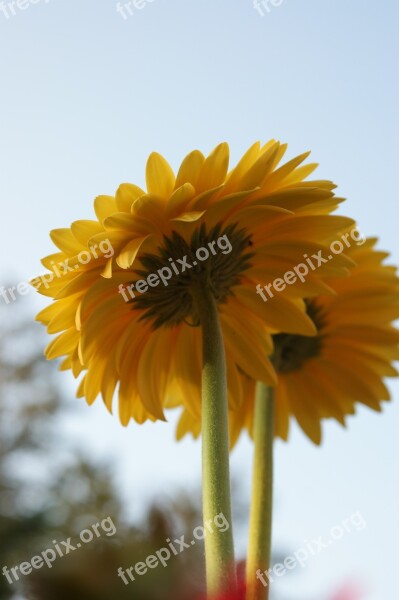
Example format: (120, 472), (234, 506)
(1, 1), (398, 599)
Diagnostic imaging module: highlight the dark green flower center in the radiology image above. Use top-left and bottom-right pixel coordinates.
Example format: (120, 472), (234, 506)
(273, 301), (325, 373)
(129, 223), (254, 329)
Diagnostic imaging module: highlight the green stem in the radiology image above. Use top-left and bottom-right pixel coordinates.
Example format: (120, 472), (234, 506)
(194, 281), (236, 597)
(246, 383), (275, 600)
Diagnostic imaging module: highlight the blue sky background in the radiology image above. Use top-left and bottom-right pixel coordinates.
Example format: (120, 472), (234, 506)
(1, 1), (398, 598)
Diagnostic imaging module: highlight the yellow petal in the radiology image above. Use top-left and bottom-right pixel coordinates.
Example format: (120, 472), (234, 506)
(116, 183), (145, 212)
(224, 142), (261, 191)
(71, 220), (104, 246)
(197, 142), (229, 191)
(234, 285), (317, 336)
(146, 152), (175, 197)
(222, 313), (277, 385)
(116, 235), (150, 269)
(171, 210), (205, 223)
(50, 228), (84, 255)
(45, 328), (79, 360)
(94, 195), (117, 223)
(136, 334), (167, 421)
(238, 142), (280, 190)
(284, 371), (322, 444)
(175, 150), (205, 189)
(166, 183), (196, 217)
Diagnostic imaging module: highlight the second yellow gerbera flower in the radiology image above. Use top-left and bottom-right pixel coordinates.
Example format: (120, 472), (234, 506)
(177, 238), (399, 445)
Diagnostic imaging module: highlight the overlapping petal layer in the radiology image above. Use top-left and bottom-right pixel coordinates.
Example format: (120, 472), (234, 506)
(34, 141), (354, 425)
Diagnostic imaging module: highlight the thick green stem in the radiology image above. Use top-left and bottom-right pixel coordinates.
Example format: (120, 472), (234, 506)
(246, 383), (275, 600)
(195, 282), (236, 597)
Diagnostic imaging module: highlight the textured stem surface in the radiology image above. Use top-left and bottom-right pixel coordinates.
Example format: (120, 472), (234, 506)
(246, 383), (275, 600)
(195, 282), (237, 596)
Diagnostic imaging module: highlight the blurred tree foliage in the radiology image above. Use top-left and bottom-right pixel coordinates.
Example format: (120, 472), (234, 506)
(0, 311), (207, 600)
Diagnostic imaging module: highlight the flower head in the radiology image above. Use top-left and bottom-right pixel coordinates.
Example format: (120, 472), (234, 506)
(177, 238), (399, 444)
(34, 141), (353, 425)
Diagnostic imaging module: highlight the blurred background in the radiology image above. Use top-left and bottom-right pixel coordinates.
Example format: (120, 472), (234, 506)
(0, 1), (398, 599)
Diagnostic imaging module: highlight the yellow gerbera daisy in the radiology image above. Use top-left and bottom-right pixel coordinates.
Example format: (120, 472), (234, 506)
(177, 238), (399, 445)
(34, 141), (360, 595)
(33, 141), (353, 426)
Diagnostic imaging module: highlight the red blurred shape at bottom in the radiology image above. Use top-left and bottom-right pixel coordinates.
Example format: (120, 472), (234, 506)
(197, 581), (246, 600)
(196, 562), (246, 600)
(330, 582), (365, 600)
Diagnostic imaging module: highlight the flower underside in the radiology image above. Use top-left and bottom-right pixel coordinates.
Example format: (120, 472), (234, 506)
(272, 301), (325, 373)
(130, 223), (254, 329)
